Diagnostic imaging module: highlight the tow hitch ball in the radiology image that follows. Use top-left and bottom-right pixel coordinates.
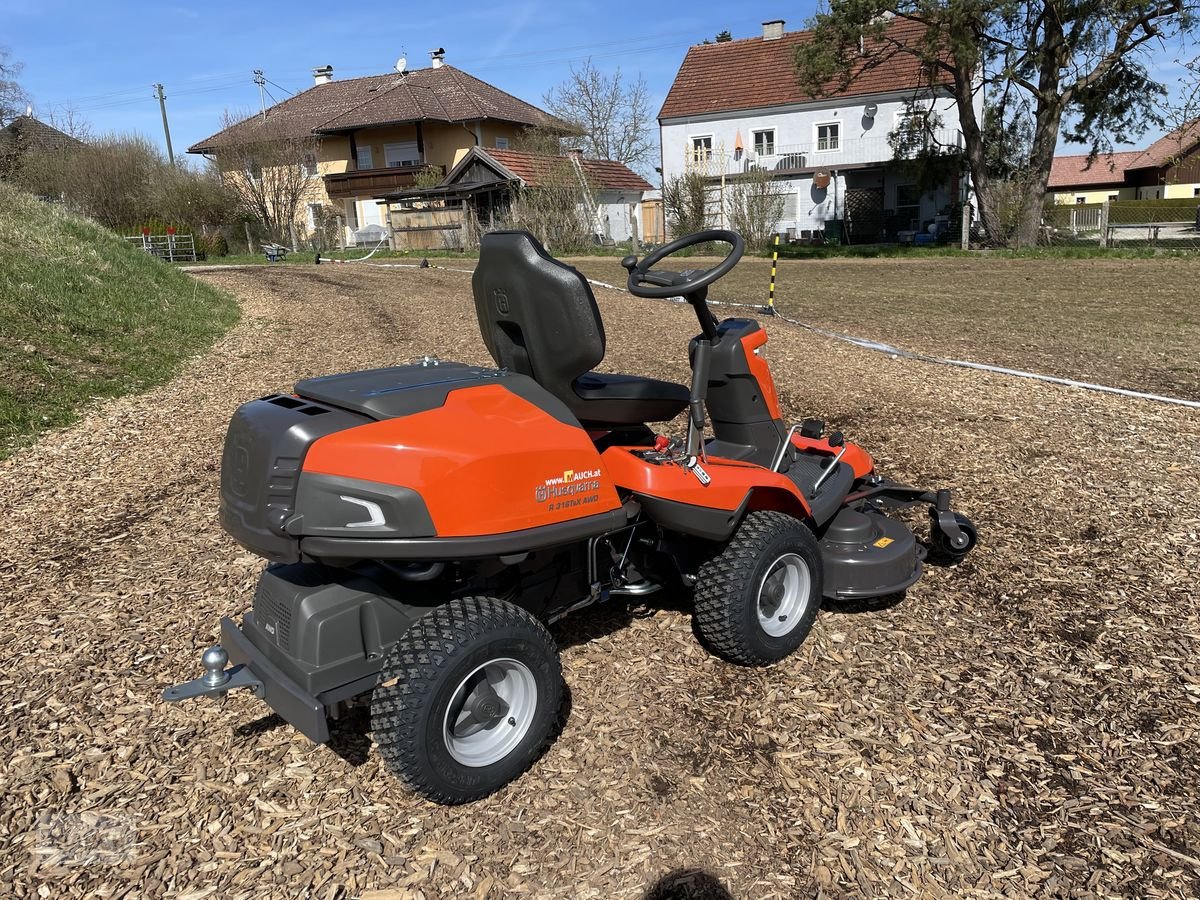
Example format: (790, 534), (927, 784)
(162, 645), (264, 702)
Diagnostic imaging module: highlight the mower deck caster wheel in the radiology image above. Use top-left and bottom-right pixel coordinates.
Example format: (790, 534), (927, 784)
(929, 512), (977, 564)
(370, 596), (563, 804)
(692, 511), (823, 666)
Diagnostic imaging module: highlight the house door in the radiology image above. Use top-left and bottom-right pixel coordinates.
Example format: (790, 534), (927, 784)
(844, 188), (884, 245)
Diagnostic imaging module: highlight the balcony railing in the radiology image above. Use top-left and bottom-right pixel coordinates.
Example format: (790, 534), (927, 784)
(323, 163), (445, 200)
(685, 129), (964, 177)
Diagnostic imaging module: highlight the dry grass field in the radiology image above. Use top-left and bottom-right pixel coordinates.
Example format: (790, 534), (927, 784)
(2, 259), (1197, 899)
(568, 255), (1200, 402)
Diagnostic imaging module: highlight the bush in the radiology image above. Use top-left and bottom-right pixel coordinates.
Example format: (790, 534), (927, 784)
(15, 133), (239, 237)
(662, 171), (710, 239)
(724, 168), (786, 251)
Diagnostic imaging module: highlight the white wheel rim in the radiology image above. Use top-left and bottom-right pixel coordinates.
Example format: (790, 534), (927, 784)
(442, 658), (538, 768)
(756, 553), (812, 637)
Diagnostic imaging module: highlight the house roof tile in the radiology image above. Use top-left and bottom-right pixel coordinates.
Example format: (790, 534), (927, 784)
(483, 148), (652, 192)
(1125, 117), (1200, 171)
(188, 65), (571, 154)
(0, 115), (84, 153)
(1047, 151), (1142, 189)
(658, 19), (950, 120)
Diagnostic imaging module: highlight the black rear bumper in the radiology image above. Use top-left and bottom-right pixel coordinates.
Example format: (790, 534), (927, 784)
(219, 616), (330, 744)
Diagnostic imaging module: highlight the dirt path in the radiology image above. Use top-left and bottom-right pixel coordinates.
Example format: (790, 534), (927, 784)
(2, 265), (1198, 899)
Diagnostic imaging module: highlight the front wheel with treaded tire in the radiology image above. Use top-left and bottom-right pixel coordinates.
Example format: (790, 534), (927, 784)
(370, 596), (563, 804)
(693, 511), (823, 666)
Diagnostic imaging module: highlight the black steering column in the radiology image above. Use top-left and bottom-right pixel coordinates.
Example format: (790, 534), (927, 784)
(621, 230), (745, 461)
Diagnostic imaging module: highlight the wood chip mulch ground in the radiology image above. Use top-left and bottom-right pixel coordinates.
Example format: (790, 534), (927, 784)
(1, 264), (1197, 900)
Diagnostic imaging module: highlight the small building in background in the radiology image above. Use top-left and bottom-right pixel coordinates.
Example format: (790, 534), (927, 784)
(1048, 120), (1200, 204)
(0, 113), (84, 180)
(383, 146), (653, 250)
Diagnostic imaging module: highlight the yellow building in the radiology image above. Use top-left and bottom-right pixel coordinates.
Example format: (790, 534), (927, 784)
(188, 51), (571, 245)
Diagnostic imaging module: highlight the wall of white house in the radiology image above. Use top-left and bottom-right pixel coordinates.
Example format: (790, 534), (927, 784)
(660, 86), (978, 237)
(659, 89), (966, 182)
(595, 191), (643, 242)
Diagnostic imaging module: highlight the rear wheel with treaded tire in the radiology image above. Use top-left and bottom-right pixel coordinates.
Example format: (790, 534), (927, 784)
(693, 511), (823, 666)
(370, 596), (563, 804)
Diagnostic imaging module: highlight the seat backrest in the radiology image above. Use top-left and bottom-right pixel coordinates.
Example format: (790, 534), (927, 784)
(472, 231), (605, 409)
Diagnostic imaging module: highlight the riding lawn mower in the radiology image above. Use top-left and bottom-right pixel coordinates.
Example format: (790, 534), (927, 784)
(165, 229), (976, 804)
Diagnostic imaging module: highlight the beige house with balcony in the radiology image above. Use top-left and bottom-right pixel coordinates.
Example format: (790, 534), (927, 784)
(188, 50), (572, 245)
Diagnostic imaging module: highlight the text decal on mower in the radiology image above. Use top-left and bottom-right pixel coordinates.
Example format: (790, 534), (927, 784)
(535, 468), (602, 512)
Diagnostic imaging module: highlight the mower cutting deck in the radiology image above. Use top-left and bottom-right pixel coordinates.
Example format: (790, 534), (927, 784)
(164, 228), (976, 804)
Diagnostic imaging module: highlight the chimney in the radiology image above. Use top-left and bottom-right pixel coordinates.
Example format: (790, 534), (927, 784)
(762, 19), (784, 41)
(312, 65), (334, 85)
(429, 48), (446, 68)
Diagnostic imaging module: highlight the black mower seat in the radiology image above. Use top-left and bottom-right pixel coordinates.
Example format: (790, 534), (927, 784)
(472, 230), (689, 426)
(573, 372), (690, 426)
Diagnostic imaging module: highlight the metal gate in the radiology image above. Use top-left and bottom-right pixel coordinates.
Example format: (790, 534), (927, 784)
(844, 188), (884, 245)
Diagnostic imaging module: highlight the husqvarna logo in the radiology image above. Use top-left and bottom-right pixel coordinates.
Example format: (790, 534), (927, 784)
(493, 287), (510, 315)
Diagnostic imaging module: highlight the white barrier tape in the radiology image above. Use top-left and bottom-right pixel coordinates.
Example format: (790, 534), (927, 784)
(582, 277), (1200, 411)
(185, 259), (1200, 411)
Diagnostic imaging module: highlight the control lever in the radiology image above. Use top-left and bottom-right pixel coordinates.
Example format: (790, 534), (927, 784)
(810, 431), (847, 496)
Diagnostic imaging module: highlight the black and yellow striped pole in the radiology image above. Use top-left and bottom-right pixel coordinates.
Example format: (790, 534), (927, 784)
(765, 234), (779, 316)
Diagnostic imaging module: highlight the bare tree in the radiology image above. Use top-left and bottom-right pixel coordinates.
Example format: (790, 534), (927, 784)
(725, 168), (786, 251)
(497, 155), (596, 251)
(46, 104), (93, 142)
(0, 47), (28, 127)
(543, 60), (655, 171)
(210, 110), (317, 242)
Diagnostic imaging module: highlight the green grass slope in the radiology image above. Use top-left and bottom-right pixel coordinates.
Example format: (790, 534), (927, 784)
(0, 182), (239, 458)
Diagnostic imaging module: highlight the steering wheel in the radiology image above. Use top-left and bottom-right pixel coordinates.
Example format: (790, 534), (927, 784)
(622, 229), (744, 299)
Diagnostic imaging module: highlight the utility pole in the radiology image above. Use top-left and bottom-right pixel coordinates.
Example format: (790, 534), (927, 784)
(153, 83), (175, 165)
(253, 70), (267, 119)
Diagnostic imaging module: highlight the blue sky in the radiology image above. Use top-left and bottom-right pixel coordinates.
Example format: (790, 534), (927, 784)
(3, 0), (814, 159)
(3, 0), (1191, 160)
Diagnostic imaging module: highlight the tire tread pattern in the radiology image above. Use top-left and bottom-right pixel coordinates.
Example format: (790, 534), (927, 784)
(693, 510), (821, 666)
(370, 595), (560, 804)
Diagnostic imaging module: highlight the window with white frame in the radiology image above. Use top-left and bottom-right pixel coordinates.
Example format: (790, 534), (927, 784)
(752, 129), (775, 157)
(384, 141), (421, 168)
(355, 145), (374, 169)
(495, 136), (509, 150)
(815, 122), (840, 152)
(305, 202), (323, 230)
(302, 152), (318, 178)
(1108, 193), (1119, 202)
(690, 135), (713, 164)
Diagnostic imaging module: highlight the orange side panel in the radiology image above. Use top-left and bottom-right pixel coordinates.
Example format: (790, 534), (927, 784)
(790, 435), (874, 479)
(601, 447), (811, 517)
(741, 330), (782, 420)
(303, 386), (621, 536)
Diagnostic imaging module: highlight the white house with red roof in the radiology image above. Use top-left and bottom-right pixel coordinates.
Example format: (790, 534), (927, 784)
(658, 18), (984, 243)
